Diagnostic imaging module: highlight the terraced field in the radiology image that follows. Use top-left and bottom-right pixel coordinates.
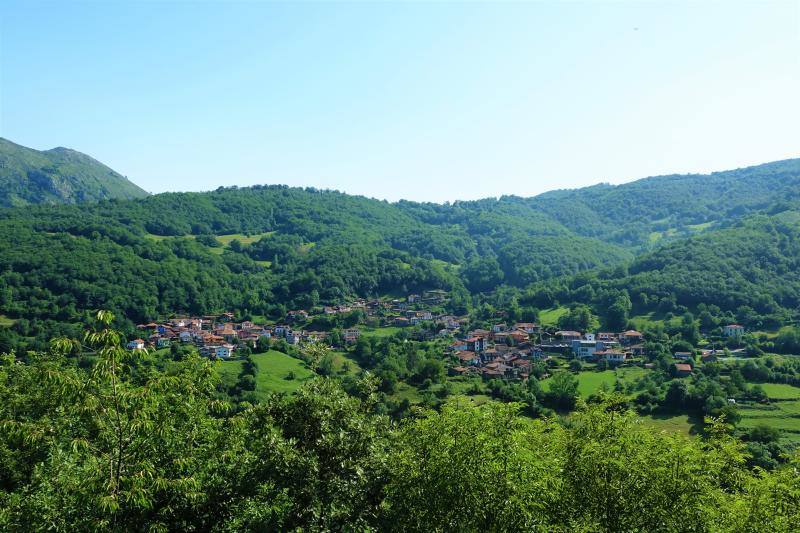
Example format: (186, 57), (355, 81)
(738, 383), (800, 444)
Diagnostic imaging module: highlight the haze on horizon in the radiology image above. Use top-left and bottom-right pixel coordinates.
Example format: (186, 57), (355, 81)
(1, 1), (798, 203)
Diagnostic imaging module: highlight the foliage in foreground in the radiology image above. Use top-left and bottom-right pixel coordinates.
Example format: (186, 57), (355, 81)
(1, 315), (799, 531)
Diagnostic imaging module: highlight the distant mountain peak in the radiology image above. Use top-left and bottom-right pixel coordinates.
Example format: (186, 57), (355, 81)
(0, 138), (148, 207)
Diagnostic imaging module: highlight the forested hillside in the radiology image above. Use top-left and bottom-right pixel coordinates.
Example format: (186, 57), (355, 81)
(528, 158), (800, 247)
(0, 138), (148, 207)
(0, 185), (630, 336)
(526, 210), (800, 329)
(0, 155), (800, 349)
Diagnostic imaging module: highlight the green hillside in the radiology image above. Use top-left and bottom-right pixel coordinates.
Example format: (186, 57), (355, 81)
(0, 138), (148, 207)
(2, 154), (800, 349)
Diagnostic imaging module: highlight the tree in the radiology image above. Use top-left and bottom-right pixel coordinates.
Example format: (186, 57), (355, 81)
(558, 305), (599, 333)
(546, 371), (579, 410)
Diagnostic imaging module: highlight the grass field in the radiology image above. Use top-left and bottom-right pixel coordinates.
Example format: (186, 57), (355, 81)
(639, 413), (701, 436)
(738, 383), (800, 444)
(360, 326), (402, 338)
(758, 383), (800, 400)
(539, 306), (568, 326)
(218, 350), (315, 399)
(215, 232), (275, 247)
(0, 315), (16, 327)
(541, 367), (649, 398)
(687, 221), (714, 232)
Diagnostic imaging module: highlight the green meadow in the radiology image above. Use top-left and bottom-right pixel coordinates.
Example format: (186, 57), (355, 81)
(218, 349), (314, 399)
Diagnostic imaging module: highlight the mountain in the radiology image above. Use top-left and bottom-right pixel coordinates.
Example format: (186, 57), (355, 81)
(1, 154), (799, 347)
(0, 138), (148, 207)
(526, 158), (800, 247)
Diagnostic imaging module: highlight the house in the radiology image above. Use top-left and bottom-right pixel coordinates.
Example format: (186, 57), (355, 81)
(465, 336), (487, 352)
(530, 348), (547, 360)
(126, 339), (146, 351)
(723, 324), (745, 337)
(450, 339), (468, 351)
(620, 330), (644, 345)
(629, 343), (645, 357)
(394, 317), (410, 327)
(408, 294), (420, 303)
(287, 310), (309, 322)
(449, 366), (471, 376)
(701, 352), (718, 364)
(179, 331), (193, 343)
(273, 325), (290, 337)
(156, 337), (171, 348)
(455, 351), (480, 366)
(674, 352), (694, 361)
(572, 339), (599, 360)
(215, 344), (234, 359)
(492, 323), (507, 333)
(556, 331), (582, 342)
(286, 331), (302, 345)
(509, 330), (529, 344)
(597, 332), (617, 342)
(597, 350), (626, 364)
(343, 329), (361, 344)
(514, 322), (540, 334)
(674, 363), (693, 377)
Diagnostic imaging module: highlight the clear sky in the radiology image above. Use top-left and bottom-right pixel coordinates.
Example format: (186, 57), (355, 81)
(1, 1), (798, 202)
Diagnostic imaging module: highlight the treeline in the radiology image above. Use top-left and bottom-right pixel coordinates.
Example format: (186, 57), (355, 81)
(0, 316), (798, 531)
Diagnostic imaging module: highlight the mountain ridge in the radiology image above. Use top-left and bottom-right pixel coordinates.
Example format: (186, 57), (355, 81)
(0, 137), (149, 207)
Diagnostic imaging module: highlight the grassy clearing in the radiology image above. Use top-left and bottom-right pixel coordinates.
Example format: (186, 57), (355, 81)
(647, 228), (677, 244)
(541, 367), (649, 398)
(391, 382), (423, 403)
(687, 221), (714, 232)
(215, 232), (275, 247)
(217, 350), (315, 399)
(539, 306), (568, 326)
(144, 233), (177, 241)
(759, 383), (800, 400)
(0, 315), (16, 327)
(639, 413), (701, 436)
(360, 326), (402, 338)
(330, 350), (362, 375)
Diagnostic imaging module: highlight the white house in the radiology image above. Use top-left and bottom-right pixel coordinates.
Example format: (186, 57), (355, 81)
(179, 331), (193, 343)
(572, 339), (598, 359)
(127, 339), (145, 351)
(215, 345), (234, 359)
(600, 350), (627, 364)
(723, 324), (745, 337)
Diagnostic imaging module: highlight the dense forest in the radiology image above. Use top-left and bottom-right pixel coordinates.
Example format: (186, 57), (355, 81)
(0, 314), (797, 531)
(520, 210), (800, 330)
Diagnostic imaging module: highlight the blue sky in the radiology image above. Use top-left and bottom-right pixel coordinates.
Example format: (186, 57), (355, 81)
(1, 1), (798, 202)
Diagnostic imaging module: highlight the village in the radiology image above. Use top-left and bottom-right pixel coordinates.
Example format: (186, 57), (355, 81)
(129, 289), (748, 385)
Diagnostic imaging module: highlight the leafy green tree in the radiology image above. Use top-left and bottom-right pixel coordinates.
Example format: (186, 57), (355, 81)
(546, 371), (579, 410)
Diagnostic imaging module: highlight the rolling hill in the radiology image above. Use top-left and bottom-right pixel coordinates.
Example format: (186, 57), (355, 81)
(0, 149), (799, 345)
(0, 138), (148, 207)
